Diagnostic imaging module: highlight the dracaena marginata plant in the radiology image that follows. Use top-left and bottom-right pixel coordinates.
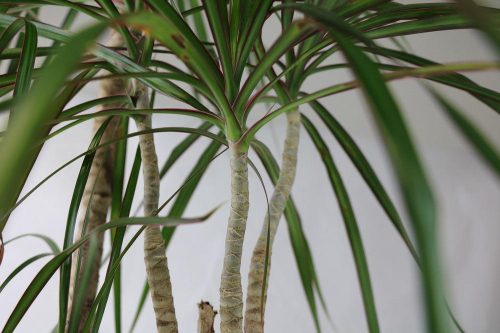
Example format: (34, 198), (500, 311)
(0, 0), (499, 332)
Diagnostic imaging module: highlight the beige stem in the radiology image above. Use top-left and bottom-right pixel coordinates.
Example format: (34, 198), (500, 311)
(244, 110), (301, 333)
(134, 85), (178, 333)
(220, 143), (250, 333)
(198, 301), (217, 333)
(66, 32), (126, 332)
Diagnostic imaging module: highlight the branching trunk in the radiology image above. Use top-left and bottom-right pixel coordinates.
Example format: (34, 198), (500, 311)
(66, 33), (126, 332)
(198, 301), (217, 333)
(220, 143), (250, 333)
(134, 85), (178, 333)
(244, 110), (301, 333)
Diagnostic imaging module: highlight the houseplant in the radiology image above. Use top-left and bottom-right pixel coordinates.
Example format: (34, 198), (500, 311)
(0, 0), (498, 332)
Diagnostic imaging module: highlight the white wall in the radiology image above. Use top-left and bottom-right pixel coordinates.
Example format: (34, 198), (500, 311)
(1, 6), (499, 333)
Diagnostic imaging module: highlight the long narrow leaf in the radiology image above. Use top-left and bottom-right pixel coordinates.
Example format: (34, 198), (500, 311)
(308, 100), (419, 262)
(303, 115), (380, 333)
(429, 89), (500, 177)
(59, 118), (112, 333)
(3, 211), (217, 333)
(331, 30), (448, 333)
(0, 21), (107, 232)
(12, 20), (37, 97)
(0, 253), (53, 294)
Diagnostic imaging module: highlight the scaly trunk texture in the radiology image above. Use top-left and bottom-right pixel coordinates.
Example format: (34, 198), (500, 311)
(220, 143), (250, 333)
(244, 110), (301, 333)
(134, 85), (178, 333)
(197, 301), (217, 333)
(66, 32), (126, 332)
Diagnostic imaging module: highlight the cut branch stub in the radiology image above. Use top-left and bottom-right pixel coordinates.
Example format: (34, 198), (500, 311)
(198, 300), (217, 333)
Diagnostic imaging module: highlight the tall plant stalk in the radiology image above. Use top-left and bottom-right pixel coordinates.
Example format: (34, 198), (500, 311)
(133, 84), (178, 333)
(245, 110), (301, 332)
(219, 142), (250, 333)
(66, 32), (126, 332)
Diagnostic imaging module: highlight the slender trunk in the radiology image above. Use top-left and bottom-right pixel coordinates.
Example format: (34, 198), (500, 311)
(244, 110), (301, 333)
(66, 33), (126, 332)
(220, 143), (250, 333)
(134, 85), (178, 333)
(198, 301), (217, 333)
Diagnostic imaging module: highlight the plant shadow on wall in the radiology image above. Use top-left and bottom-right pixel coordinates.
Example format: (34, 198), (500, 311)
(0, 1), (499, 333)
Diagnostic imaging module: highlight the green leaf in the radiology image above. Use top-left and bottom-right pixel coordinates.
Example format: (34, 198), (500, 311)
(163, 137), (224, 219)
(202, 0), (236, 100)
(0, 253), (53, 294)
(429, 89), (500, 178)
(366, 14), (475, 39)
(95, 0), (139, 59)
(60, 95), (131, 118)
(12, 20), (37, 97)
(59, 107), (222, 127)
(160, 122), (213, 178)
(0, 21), (107, 232)
(228, 0), (241, 64)
(188, 0), (208, 41)
(243, 61), (498, 143)
(234, 20), (314, 116)
(88, 146), (141, 332)
(2, 210), (217, 333)
(59, 118), (112, 333)
(3, 233), (60, 254)
(455, 0), (500, 56)
(332, 31), (448, 333)
(234, 0), (272, 79)
(364, 46), (500, 113)
(0, 126), (226, 229)
(277, 2), (374, 46)
(303, 115), (380, 333)
(0, 13), (211, 112)
(0, 18), (24, 54)
(122, 7), (229, 107)
(110, 117), (129, 333)
(308, 100), (419, 262)
(2, 0), (105, 20)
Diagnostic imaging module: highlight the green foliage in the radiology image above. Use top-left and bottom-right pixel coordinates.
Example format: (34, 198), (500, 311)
(0, 0), (498, 332)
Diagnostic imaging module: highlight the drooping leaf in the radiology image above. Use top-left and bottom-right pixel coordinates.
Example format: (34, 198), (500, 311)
(429, 89), (500, 178)
(364, 46), (500, 113)
(455, 0), (500, 56)
(3, 233), (61, 254)
(0, 253), (53, 294)
(0, 21), (107, 232)
(331, 30), (449, 333)
(3, 210), (217, 333)
(58, 118), (112, 333)
(308, 100), (419, 262)
(303, 115), (380, 333)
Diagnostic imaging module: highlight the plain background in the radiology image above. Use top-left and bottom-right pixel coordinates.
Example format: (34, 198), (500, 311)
(1, 4), (500, 333)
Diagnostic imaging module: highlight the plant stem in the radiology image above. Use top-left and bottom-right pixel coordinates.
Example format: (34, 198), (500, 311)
(134, 85), (178, 333)
(244, 110), (301, 333)
(197, 301), (217, 333)
(220, 142), (250, 333)
(66, 32), (126, 332)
